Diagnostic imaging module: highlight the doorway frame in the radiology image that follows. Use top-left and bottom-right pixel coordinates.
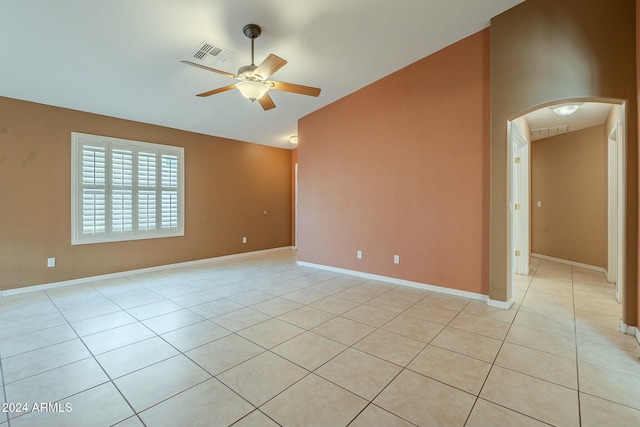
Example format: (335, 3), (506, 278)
(507, 101), (626, 317)
(510, 121), (530, 276)
(607, 124), (618, 288)
(294, 162), (299, 249)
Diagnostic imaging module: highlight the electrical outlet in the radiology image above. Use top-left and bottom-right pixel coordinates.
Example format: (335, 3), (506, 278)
(357, 250), (362, 259)
(394, 255), (400, 264)
(242, 237), (247, 244)
(47, 257), (56, 268)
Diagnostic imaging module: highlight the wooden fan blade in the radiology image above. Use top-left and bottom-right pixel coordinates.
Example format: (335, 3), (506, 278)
(254, 54), (287, 79)
(271, 80), (321, 97)
(196, 84), (236, 97)
(180, 60), (236, 78)
(258, 92), (276, 110)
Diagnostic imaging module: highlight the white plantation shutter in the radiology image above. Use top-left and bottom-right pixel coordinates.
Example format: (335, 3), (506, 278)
(112, 148), (133, 232)
(72, 133), (184, 245)
(161, 154), (179, 228)
(138, 152), (157, 231)
(81, 145), (106, 234)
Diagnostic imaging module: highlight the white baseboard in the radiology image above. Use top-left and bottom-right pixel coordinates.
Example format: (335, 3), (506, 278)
(297, 260), (490, 304)
(619, 320), (638, 338)
(487, 297), (515, 310)
(531, 253), (606, 274)
(620, 320), (639, 346)
(0, 246), (294, 298)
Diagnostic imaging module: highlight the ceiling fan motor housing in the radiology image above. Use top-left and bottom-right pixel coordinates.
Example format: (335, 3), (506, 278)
(243, 24), (261, 39)
(237, 64), (258, 78)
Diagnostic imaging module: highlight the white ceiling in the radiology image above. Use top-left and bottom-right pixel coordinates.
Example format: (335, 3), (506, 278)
(1, 0), (525, 149)
(525, 102), (614, 141)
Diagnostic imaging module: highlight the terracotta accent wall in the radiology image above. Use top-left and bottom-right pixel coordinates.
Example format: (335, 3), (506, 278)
(491, 0), (637, 325)
(0, 97), (292, 291)
(298, 30), (490, 295)
(531, 125), (608, 268)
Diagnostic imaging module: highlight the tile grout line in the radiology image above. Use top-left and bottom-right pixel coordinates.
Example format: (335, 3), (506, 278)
(228, 408), (283, 427)
(571, 265), (583, 427)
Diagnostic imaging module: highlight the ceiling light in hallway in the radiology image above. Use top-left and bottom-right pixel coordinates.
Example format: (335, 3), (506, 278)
(553, 104), (581, 116)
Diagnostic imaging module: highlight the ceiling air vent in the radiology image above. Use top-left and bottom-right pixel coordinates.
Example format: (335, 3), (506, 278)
(530, 125), (569, 140)
(191, 41), (233, 66)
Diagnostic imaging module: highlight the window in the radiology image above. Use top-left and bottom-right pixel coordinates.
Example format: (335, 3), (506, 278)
(71, 132), (184, 245)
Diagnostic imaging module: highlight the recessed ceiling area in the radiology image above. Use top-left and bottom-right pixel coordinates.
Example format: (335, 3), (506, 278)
(525, 102), (614, 141)
(0, 0), (524, 149)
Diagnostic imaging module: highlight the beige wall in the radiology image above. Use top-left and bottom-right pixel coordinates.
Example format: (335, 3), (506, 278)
(531, 125), (608, 268)
(0, 97), (292, 291)
(491, 0), (637, 325)
(298, 30), (490, 294)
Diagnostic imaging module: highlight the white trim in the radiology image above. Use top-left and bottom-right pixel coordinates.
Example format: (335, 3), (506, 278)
(619, 320), (638, 337)
(620, 321), (640, 346)
(531, 253), (606, 274)
(294, 162), (298, 250)
(616, 109), (627, 307)
(71, 132), (185, 245)
(510, 121), (530, 276)
(607, 124), (619, 284)
(487, 297), (515, 310)
(0, 247), (293, 297)
(297, 261), (489, 303)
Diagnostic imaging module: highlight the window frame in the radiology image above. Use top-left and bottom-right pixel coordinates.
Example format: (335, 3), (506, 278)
(71, 132), (184, 245)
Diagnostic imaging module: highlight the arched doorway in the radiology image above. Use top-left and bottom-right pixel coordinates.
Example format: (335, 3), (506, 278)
(507, 100), (626, 328)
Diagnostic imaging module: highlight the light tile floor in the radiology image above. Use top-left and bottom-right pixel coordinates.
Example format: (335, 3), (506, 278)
(1, 251), (639, 426)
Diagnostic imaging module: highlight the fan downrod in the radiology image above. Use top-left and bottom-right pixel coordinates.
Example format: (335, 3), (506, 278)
(243, 24), (261, 39)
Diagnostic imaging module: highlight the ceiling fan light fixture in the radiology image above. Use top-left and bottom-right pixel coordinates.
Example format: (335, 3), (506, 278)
(235, 80), (269, 101)
(553, 104), (581, 116)
(182, 23), (320, 111)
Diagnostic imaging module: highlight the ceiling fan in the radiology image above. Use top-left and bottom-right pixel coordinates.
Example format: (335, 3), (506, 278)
(181, 24), (321, 110)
